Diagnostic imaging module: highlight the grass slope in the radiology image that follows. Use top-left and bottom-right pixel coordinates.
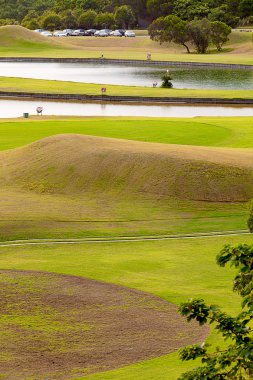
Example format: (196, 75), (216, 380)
(0, 132), (251, 240)
(0, 26), (252, 65)
(0, 25), (65, 54)
(0, 235), (252, 379)
(2, 134), (253, 202)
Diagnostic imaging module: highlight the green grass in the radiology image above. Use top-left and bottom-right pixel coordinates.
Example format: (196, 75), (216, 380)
(0, 116), (251, 240)
(0, 26), (253, 65)
(0, 116), (253, 150)
(0, 234), (252, 379)
(0, 116), (251, 241)
(0, 190), (248, 241)
(1, 76), (253, 99)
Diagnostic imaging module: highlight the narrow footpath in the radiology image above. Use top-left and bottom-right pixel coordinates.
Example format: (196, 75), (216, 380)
(0, 230), (250, 247)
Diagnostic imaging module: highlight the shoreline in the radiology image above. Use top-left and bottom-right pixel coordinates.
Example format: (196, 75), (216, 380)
(1, 91), (253, 105)
(1, 56), (253, 70)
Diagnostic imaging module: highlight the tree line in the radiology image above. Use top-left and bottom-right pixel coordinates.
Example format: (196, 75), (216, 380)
(149, 16), (232, 54)
(20, 6), (135, 31)
(0, 0), (252, 29)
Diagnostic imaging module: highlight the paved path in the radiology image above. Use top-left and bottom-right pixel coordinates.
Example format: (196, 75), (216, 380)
(0, 230), (250, 247)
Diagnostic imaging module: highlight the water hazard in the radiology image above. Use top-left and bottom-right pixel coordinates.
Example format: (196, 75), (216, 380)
(1, 99), (253, 118)
(1, 61), (253, 90)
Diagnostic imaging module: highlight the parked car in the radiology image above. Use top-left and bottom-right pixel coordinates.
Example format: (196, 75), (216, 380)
(94, 29), (110, 37)
(53, 30), (68, 37)
(110, 30), (123, 37)
(125, 30), (136, 37)
(85, 29), (97, 36)
(63, 29), (74, 36)
(118, 29), (126, 36)
(34, 29), (45, 33)
(72, 29), (86, 36)
(41, 31), (53, 37)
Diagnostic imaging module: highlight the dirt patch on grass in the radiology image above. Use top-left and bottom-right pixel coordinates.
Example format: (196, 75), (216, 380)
(0, 270), (209, 379)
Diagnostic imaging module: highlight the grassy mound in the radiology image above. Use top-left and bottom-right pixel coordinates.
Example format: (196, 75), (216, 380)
(0, 25), (63, 52)
(1, 134), (253, 202)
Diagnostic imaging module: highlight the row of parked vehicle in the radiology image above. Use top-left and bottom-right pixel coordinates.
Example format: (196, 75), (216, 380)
(35, 29), (136, 37)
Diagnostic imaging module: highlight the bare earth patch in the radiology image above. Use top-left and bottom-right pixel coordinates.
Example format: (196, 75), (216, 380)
(0, 270), (209, 379)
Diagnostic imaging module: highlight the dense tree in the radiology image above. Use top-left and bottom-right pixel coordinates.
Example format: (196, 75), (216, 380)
(60, 10), (77, 28)
(210, 21), (231, 51)
(95, 12), (114, 27)
(0, 0), (250, 29)
(78, 9), (97, 28)
(173, 0), (210, 20)
(0, 18), (18, 26)
(178, 242), (253, 380)
(148, 15), (191, 53)
(21, 10), (39, 28)
(239, 0), (253, 17)
(42, 13), (62, 30)
(146, 0), (174, 19)
(188, 18), (211, 53)
(208, 5), (240, 27)
(149, 14), (231, 54)
(114, 5), (135, 28)
(75, 0), (102, 12)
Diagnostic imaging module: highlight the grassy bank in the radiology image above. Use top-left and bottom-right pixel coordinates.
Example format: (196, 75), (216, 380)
(0, 235), (252, 379)
(1, 76), (253, 99)
(0, 26), (253, 65)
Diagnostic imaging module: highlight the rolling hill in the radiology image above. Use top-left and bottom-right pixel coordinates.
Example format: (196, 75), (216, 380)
(1, 134), (253, 202)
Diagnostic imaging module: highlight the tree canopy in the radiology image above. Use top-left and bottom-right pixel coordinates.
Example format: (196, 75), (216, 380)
(148, 16), (232, 54)
(0, 0), (251, 29)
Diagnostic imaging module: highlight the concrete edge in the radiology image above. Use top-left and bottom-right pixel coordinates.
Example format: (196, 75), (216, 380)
(0, 91), (253, 105)
(0, 57), (253, 70)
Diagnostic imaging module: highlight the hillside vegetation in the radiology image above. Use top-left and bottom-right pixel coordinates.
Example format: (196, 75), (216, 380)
(0, 0), (250, 30)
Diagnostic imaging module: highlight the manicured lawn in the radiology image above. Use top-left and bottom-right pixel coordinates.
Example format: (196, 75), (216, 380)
(0, 234), (251, 379)
(0, 26), (253, 65)
(1, 76), (253, 99)
(0, 189), (248, 241)
(0, 116), (250, 240)
(0, 116), (253, 150)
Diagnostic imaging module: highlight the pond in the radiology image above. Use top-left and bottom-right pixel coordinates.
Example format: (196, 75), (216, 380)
(1, 99), (253, 118)
(1, 61), (253, 90)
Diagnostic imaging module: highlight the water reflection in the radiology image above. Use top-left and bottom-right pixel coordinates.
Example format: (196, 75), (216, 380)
(1, 99), (253, 118)
(0, 62), (253, 90)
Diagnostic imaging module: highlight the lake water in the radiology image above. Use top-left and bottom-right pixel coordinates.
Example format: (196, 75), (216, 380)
(1, 99), (253, 118)
(1, 61), (253, 90)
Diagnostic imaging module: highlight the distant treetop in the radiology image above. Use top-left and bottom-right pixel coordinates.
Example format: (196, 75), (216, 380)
(0, 0), (251, 29)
